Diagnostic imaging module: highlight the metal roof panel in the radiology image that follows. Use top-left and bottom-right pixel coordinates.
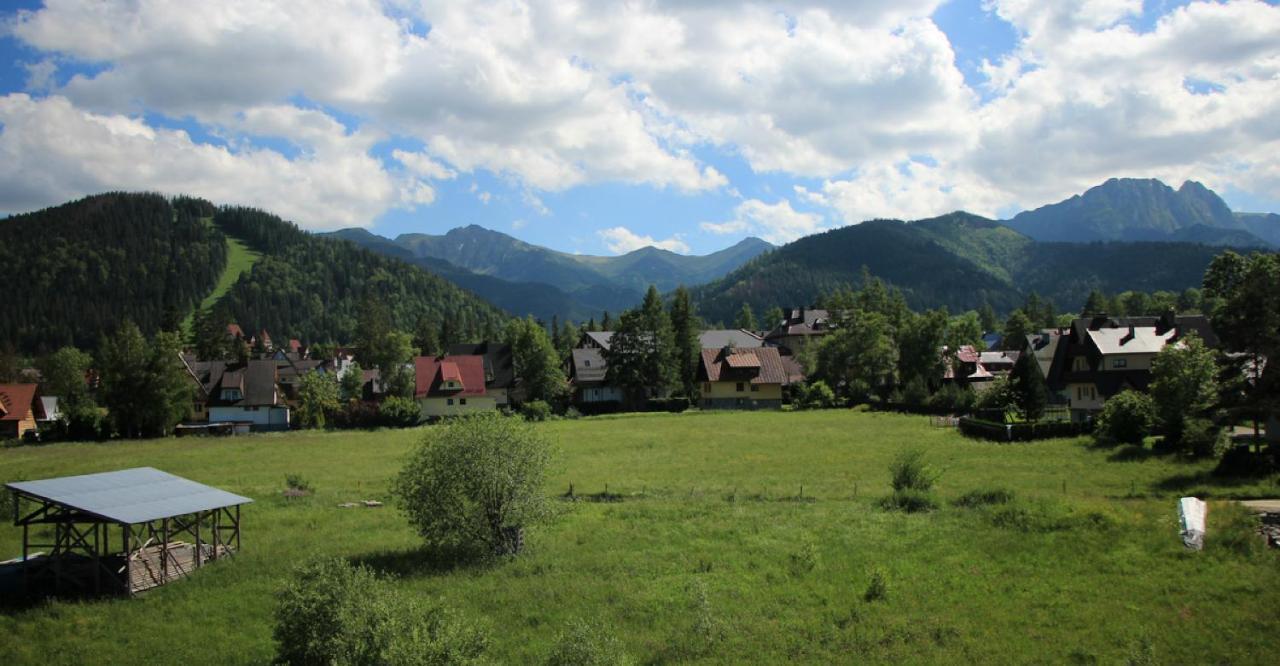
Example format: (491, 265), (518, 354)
(5, 467), (252, 524)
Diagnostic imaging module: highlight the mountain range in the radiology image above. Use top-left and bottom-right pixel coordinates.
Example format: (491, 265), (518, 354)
(1006, 178), (1280, 247)
(325, 225), (773, 322)
(689, 177), (1279, 325)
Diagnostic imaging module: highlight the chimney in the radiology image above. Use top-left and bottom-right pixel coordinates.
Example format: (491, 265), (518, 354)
(1121, 324), (1135, 345)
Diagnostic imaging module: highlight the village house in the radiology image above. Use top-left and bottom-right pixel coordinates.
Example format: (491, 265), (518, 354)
(943, 345), (1020, 390)
(763, 308), (832, 355)
(1051, 313), (1217, 420)
(699, 329), (765, 349)
(447, 342), (518, 407)
(206, 359), (291, 432)
(414, 355), (496, 417)
(0, 383), (47, 440)
(697, 346), (786, 410)
(568, 347), (622, 406)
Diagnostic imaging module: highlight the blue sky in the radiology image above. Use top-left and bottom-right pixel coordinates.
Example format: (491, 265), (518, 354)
(1, 1), (1278, 255)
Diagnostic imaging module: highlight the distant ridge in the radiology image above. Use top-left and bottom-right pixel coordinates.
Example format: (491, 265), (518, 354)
(329, 225), (773, 321)
(1004, 177), (1274, 247)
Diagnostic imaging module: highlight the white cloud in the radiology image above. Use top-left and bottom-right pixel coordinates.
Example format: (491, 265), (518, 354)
(392, 149), (457, 180)
(0, 94), (405, 229)
(597, 226), (690, 254)
(3, 0), (1280, 232)
(702, 198), (825, 244)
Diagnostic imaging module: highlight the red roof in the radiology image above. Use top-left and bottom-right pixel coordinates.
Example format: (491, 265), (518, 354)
(415, 355), (487, 398)
(0, 384), (42, 422)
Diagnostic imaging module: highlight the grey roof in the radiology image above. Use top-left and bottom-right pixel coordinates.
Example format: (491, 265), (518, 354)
(582, 331), (615, 351)
(699, 329), (764, 349)
(571, 348), (608, 383)
(5, 467), (252, 525)
(447, 342), (516, 389)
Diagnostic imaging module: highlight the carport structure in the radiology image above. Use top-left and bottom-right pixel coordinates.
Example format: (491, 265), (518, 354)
(5, 467), (252, 596)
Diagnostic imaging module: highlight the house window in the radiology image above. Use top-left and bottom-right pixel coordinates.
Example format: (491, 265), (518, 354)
(1073, 358), (1087, 372)
(750, 384), (759, 392)
(584, 360), (591, 367)
(736, 382), (745, 392)
(460, 398), (467, 405)
(1113, 358), (1128, 369)
(447, 398), (454, 406)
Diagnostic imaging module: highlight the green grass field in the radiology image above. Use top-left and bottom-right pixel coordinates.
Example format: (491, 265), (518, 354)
(2, 411), (1278, 664)
(180, 229), (262, 336)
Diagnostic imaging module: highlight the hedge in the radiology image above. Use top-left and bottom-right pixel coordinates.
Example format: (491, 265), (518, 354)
(958, 417), (1093, 442)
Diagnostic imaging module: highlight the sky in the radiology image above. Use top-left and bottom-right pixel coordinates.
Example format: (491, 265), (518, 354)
(1, 0), (1278, 256)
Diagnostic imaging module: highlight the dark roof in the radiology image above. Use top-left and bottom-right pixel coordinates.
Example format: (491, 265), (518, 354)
(699, 347), (786, 384)
(1070, 313), (1217, 348)
(699, 329), (765, 348)
(415, 355), (487, 398)
(764, 308), (833, 340)
(5, 467), (252, 525)
(207, 360), (280, 407)
(569, 348), (608, 384)
(446, 341), (515, 389)
(0, 383), (42, 422)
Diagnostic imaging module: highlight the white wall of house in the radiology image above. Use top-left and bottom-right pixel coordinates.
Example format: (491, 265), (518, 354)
(209, 405), (290, 427)
(1067, 383), (1104, 411)
(418, 395), (498, 417)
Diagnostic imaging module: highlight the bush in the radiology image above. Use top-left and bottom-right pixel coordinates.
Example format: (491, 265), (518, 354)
(1180, 418), (1226, 458)
(393, 414), (556, 556)
(284, 474), (312, 492)
(522, 400), (553, 422)
(952, 488), (1014, 508)
(794, 380), (836, 410)
(877, 489), (938, 513)
(901, 377), (929, 409)
(863, 569), (889, 602)
(273, 557), (488, 665)
(379, 396), (421, 428)
(929, 383), (975, 414)
(888, 449), (938, 492)
(1096, 390), (1155, 444)
(545, 618), (631, 666)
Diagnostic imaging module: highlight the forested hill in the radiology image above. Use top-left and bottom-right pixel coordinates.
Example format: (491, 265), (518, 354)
(0, 193), (227, 354)
(690, 212), (1230, 325)
(210, 208), (509, 344)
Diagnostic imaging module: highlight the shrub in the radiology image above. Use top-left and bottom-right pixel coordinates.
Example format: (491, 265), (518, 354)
(888, 449), (938, 492)
(1096, 390), (1155, 444)
(952, 488), (1014, 508)
(284, 474), (312, 493)
(929, 382), (975, 414)
(393, 414), (556, 556)
(1180, 418), (1227, 458)
(788, 537), (821, 575)
(901, 377), (929, 409)
(522, 400), (553, 422)
(645, 397), (690, 413)
(794, 380), (836, 410)
(863, 569), (889, 602)
(379, 396), (421, 428)
(545, 618), (631, 666)
(877, 489), (938, 513)
(273, 557), (488, 666)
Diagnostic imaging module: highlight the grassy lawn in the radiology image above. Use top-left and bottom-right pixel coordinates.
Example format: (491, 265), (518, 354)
(1, 410), (1277, 664)
(180, 229), (262, 336)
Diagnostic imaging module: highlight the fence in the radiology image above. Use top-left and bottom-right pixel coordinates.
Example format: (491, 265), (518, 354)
(958, 417), (1093, 442)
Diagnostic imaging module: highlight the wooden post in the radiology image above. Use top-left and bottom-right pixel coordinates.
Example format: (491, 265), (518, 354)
(195, 511), (202, 568)
(161, 518), (169, 583)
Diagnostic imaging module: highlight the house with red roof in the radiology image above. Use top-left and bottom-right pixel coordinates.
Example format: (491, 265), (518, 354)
(0, 383), (47, 440)
(414, 355), (496, 417)
(697, 346), (786, 410)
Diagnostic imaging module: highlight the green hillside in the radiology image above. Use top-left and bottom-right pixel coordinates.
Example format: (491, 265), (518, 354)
(181, 229), (262, 337)
(2, 411), (1276, 663)
(0, 193), (227, 354)
(211, 208), (509, 344)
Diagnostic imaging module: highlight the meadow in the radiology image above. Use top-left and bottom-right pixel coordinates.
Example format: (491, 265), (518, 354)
(1, 410), (1278, 664)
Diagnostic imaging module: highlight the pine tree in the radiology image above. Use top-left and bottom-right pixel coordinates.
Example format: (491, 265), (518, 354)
(1010, 351), (1048, 421)
(669, 287), (701, 399)
(734, 302), (757, 331)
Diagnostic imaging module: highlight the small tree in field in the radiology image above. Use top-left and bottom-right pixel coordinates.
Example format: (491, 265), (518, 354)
(393, 414), (555, 557)
(1097, 390), (1156, 444)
